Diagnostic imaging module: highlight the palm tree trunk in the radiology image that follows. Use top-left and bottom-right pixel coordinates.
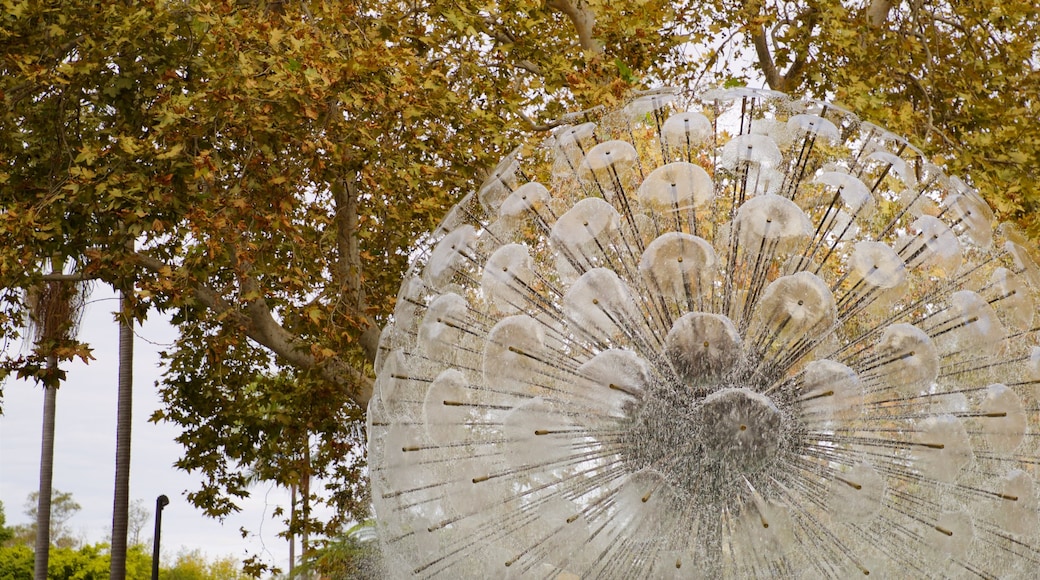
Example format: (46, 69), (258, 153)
(32, 256), (78, 580)
(289, 483), (296, 575)
(302, 442), (311, 559)
(110, 290), (134, 580)
(32, 355), (57, 580)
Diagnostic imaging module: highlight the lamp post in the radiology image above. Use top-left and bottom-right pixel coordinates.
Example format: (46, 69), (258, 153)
(151, 495), (169, 580)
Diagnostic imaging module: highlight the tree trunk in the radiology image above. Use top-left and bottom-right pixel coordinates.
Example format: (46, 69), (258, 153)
(110, 290), (134, 580)
(32, 357), (57, 580)
(302, 442), (311, 560)
(289, 483), (296, 575)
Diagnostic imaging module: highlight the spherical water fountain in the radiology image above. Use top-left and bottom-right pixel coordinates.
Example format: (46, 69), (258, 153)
(367, 86), (1040, 578)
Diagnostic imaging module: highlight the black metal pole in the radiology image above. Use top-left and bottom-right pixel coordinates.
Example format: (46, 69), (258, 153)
(151, 495), (169, 580)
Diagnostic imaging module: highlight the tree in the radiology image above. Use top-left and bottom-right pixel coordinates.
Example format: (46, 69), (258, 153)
(45, 543), (151, 580)
(22, 262), (89, 579)
(673, 0), (1040, 235)
(0, 502), (14, 546)
(0, 541), (154, 580)
(185, 371), (356, 573)
(125, 500), (151, 548)
(2, 0), (681, 405)
(2, 500), (229, 580)
(292, 521), (381, 579)
(1, 0), (688, 568)
(15, 490), (82, 550)
(0, 544), (33, 580)
(159, 549), (251, 580)
(111, 288), (135, 579)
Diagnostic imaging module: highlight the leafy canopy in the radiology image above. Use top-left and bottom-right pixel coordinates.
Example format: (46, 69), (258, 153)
(678, 0), (1040, 234)
(1, 0), (689, 569)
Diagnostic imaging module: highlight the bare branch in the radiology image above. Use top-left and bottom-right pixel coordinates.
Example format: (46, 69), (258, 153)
(481, 15), (517, 45)
(692, 29), (744, 89)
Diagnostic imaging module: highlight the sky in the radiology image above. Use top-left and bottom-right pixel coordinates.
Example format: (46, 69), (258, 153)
(1, 285), (299, 573)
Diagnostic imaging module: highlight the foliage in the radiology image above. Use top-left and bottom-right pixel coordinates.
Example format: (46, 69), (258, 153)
(0, 544), (32, 580)
(1, 0), (688, 570)
(0, 542), (247, 580)
(159, 549), (251, 580)
(291, 521), (381, 579)
(0, 499), (242, 580)
(162, 370), (367, 550)
(0, 502), (12, 546)
(0, 542), (151, 580)
(675, 0), (1040, 235)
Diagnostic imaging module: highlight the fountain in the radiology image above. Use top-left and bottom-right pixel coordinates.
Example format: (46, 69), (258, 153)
(367, 87), (1040, 578)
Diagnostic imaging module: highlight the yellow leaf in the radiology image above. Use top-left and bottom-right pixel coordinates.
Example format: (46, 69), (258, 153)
(118, 137), (140, 155)
(156, 143), (184, 160)
(269, 27), (284, 47)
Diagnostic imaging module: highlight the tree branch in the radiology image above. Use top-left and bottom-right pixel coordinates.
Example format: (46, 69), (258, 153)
(131, 251), (375, 407)
(477, 16), (545, 76)
(519, 110), (567, 132)
(866, 0), (896, 27)
(240, 281), (374, 406)
(333, 176), (381, 365)
(751, 24), (784, 90)
(331, 179), (356, 285)
(783, 9), (817, 89)
(546, 0), (602, 54)
(41, 273), (96, 282)
(751, 7), (818, 92)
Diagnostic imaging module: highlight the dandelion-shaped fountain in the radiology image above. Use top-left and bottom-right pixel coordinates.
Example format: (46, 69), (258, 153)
(368, 87), (1040, 578)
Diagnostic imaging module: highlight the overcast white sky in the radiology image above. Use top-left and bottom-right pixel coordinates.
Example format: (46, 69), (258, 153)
(1, 285), (298, 573)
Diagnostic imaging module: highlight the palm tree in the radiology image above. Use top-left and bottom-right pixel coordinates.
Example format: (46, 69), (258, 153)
(27, 259), (88, 580)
